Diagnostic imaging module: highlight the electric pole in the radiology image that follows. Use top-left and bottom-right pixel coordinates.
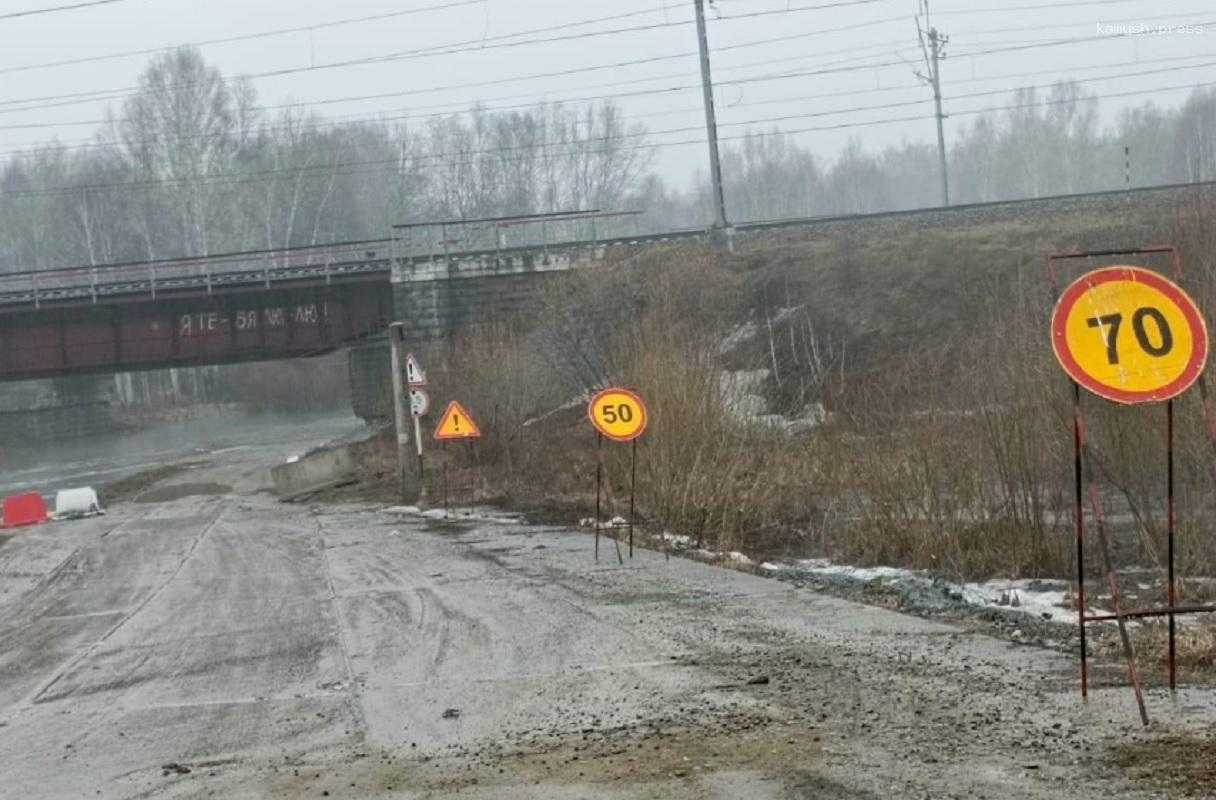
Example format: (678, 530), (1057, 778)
(694, 0), (732, 248)
(917, 0), (949, 206)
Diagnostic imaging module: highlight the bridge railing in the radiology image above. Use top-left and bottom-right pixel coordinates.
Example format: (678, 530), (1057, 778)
(0, 240), (393, 308)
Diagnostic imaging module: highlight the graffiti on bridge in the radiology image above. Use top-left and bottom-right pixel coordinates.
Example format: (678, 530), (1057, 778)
(178, 303), (329, 337)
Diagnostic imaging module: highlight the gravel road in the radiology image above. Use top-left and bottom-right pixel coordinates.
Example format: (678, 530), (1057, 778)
(0, 425), (1212, 799)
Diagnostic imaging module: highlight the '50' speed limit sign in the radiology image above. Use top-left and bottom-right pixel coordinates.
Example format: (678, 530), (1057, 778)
(588, 388), (648, 442)
(1052, 266), (1209, 404)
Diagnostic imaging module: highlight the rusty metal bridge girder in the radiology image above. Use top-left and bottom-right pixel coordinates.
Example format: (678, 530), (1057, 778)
(0, 277), (393, 382)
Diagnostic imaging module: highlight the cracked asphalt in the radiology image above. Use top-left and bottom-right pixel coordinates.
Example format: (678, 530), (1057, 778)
(0, 417), (1213, 799)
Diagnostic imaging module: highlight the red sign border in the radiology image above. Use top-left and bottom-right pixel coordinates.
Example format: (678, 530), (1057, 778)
(433, 400), (481, 441)
(587, 387), (649, 443)
(1051, 265), (1209, 405)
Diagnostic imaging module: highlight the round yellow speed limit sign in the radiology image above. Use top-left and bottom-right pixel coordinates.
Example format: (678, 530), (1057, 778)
(1051, 266), (1208, 404)
(588, 388), (648, 442)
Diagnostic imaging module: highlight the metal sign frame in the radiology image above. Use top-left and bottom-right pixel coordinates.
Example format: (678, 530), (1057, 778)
(1047, 245), (1216, 725)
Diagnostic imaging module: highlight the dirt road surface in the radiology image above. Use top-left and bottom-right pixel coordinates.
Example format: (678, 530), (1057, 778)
(1, 426), (1213, 799)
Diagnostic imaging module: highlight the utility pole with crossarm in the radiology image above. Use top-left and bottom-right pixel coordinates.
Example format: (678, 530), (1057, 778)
(693, 0), (734, 249)
(917, 0), (950, 207)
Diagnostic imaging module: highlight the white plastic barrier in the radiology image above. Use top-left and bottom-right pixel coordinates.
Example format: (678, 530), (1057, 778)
(53, 487), (105, 520)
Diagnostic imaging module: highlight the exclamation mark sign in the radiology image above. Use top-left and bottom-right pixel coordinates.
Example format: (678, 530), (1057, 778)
(453, 414), (461, 432)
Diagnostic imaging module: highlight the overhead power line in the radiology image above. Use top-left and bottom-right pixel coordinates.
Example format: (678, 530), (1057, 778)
(0, 0), (1192, 136)
(0, 0), (124, 20)
(0, 0), (891, 114)
(0, 32), (912, 147)
(0, 32), (921, 153)
(0, 5), (696, 111)
(0, 6), (1204, 136)
(0, 0), (486, 75)
(0, 19), (1210, 153)
(0, 48), (1065, 159)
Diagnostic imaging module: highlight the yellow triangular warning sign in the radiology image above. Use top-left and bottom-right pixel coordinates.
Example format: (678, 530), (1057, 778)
(433, 400), (481, 440)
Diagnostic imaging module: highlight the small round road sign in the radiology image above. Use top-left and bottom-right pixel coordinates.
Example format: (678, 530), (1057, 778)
(1051, 266), (1208, 404)
(409, 388), (430, 417)
(588, 388), (648, 442)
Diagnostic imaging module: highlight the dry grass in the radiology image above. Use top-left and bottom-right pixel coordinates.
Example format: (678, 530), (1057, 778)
(1133, 620), (1216, 676)
(342, 199), (1216, 584)
(1114, 733), (1216, 797)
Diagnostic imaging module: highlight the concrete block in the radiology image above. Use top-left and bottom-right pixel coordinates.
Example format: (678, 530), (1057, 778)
(270, 444), (357, 499)
(54, 487), (104, 519)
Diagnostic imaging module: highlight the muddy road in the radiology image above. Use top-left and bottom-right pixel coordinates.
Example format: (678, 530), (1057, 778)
(0, 426), (1213, 799)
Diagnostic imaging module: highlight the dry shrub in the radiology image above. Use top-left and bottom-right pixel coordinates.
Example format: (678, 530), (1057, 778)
(1131, 619), (1216, 678)
(621, 317), (815, 555)
(803, 255), (1076, 579)
(378, 202), (1216, 582)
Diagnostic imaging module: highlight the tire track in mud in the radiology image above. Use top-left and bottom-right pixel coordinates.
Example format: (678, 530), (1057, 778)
(310, 509), (369, 735)
(0, 507), (163, 712)
(23, 500), (227, 707)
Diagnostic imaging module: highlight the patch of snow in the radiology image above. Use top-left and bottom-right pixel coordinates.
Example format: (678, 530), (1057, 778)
(720, 370), (770, 423)
(523, 394), (590, 428)
(957, 579), (1075, 622)
(769, 558), (1091, 624)
(727, 551), (754, 566)
(718, 372), (827, 435)
(717, 306), (805, 356)
(792, 559), (911, 581)
(718, 320), (758, 356)
(770, 305), (806, 326)
(384, 505), (519, 524)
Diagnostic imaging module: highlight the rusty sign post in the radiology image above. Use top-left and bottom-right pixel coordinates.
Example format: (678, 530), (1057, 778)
(1048, 251), (1216, 725)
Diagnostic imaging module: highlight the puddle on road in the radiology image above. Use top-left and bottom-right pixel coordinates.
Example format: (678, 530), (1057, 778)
(133, 483), (233, 503)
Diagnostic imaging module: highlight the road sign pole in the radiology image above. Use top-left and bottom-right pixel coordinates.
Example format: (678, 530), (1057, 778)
(1051, 248), (1216, 719)
(594, 432), (602, 563)
(388, 323), (411, 504)
(413, 413), (426, 503)
(628, 439), (636, 559)
(587, 388), (649, 564)
(1075, 382), (1149, 726)
(1072, 382), (1088, 700)
(466, 439), (474, 509)
(1167, 398), (1177, 693)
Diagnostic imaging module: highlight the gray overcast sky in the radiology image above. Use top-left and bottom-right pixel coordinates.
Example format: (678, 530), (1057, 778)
(2, 0), (1214, 185)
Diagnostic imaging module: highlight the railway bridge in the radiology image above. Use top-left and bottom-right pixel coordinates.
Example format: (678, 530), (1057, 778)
(0, 210), (654, 383)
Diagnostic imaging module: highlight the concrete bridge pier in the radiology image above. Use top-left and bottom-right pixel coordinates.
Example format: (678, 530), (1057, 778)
(347, 247), (585, 434)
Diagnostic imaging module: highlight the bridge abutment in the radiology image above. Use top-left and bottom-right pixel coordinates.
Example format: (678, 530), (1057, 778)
(348, 250), (588, 425)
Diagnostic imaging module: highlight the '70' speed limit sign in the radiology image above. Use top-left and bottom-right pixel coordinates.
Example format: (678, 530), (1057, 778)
(1051, 266), (1209, 404)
